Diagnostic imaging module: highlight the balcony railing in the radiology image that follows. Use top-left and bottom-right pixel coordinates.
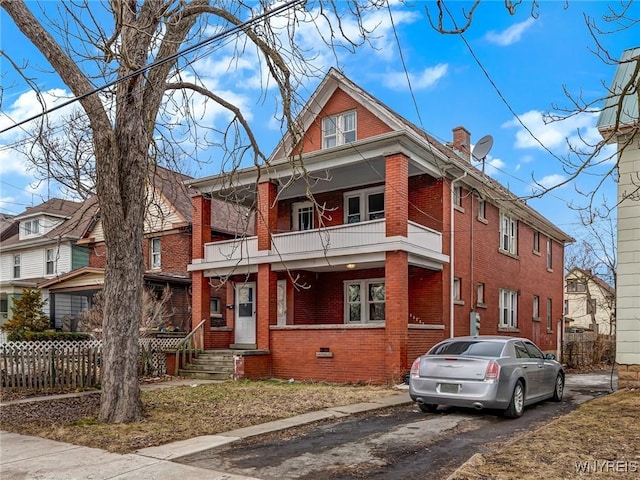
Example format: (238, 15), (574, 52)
(201, 219), (442, 267)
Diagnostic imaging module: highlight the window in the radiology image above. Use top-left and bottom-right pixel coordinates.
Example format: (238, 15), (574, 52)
(533, 295), (540, 319)
(345, 279), (385, 323)
(293, 201), (314, 231)
(546, 298), (553, 332)
(500, 213), (517, 254)
(344, 187), (384, 223)
(477, 198), (486, 220)
(546, 237), (553, 269)
(454, 186), (463, 207)
(22, 219), (40, 236)
(150, 238), (161, 269)
(564, 299), (569, 315)
(210, 298), (223, 327)
(567, 280), (586, 293)
(46, 248), (55, 275)
(587, 299), (597, 315)
(13, 254), (20, 278)
(477, 282), (485, 305)
(322, 111), (356, 148)
(515, 341), (531, 358)
(499, 288), (518, 328)
(453, 277), (461, 301)
(533, 231), (540, 253)
(524, 341), (544, 359)
(210, 298), (221, 314)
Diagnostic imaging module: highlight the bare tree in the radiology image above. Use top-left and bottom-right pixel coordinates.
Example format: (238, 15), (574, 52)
(0, 0), (382, 423)
(426, 1), (639, 218)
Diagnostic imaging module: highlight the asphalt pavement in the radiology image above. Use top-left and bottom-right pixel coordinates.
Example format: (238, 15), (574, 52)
(0, 371), (617, 480)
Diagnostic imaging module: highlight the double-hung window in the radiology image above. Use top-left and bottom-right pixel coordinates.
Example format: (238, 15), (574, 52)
(13, 254), (20, 278)
(533, 295), (540, 319)
(533, 231), (540, 253)
(345, 279), (385, 323)
(546, 298), (553, 332)
(344, 187), (384, 223)
(546, 237), (553, 269)
(46, 248), (55, 275)
(150, 238), (161, 269)
(500, 212), (517, 254)
(477, 199), (486, 220)
(499, 288), (518, 328)
(323, 111), (356, 149)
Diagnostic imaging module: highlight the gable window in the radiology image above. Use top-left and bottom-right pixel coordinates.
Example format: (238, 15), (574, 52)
(546, 298), (553, 332)
(533, 295), (540, 320)
(533, 231), (540, 253)
(345, 279), (385, 323)
(499, 288), (518, 328)
(477, 198), (486, 220)
(323, 111), (356, 149)
(150, 238), (161, 269)
(292, 201), (314, 231)
(546, 237), (553, 270)
(500, 212), (517, 255)
(13, 254), (20, 278)
(46, 248), (55, 275)
(344, 187), (384, 223)
(567, 280), (586, 293)
(477, 282), (485, 306)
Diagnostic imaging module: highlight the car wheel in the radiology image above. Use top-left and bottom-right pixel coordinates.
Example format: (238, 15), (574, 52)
(418, 403), (438, 413)
(504, 380), (525, 418)
(552, 373), (564, 402)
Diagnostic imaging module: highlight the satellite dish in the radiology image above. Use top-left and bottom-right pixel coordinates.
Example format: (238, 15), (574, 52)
(472, 135), (493, 161)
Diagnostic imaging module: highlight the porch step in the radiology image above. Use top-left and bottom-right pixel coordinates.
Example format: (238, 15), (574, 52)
(178, 349), (235, 381)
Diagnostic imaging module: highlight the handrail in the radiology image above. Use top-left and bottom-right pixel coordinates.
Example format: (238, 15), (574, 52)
(174, 319), (207, 375)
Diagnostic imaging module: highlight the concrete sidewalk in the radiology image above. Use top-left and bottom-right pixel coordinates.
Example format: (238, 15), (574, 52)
(1, 381), (411, 480)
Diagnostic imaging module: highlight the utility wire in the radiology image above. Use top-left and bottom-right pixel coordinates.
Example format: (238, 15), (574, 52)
(0, 0), (305, 135)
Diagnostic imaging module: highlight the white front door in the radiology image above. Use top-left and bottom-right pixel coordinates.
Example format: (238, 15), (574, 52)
(235, 282), (256, 345)
(277, 279), (287, 326)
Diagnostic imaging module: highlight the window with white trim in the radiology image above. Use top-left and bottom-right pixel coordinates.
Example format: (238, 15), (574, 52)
(344, 187), (384, 223)
(477, 199), (486, 220)
(454, 186), (463, 207)
(533, 295), (540, 319)
(500, 212), (517, 254)
(292, 201), (314, 231)
(533, 231), (540, 253)
(22, 219), (40, 236)
(546, 237), (553, 269)
(345, 279), (385, 323)
(46, 248), (55, 275)
(13, 254), (20, 279)
(322, 111), (356, 148)
(477, 282), (485, 305)
(150, 238), (161, 269)
(453, 277), (461, 301)
(546, 298), (553, 332)
(499, 288), (518, 328)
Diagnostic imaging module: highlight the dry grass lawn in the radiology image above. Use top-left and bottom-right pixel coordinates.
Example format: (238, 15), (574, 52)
(0, 380), (399, 453)
(451, 389), (640, 480)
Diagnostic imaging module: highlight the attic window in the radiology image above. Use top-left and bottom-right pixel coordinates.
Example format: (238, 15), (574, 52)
(323, 111), (356, 148)
(23, 219), (40, 236)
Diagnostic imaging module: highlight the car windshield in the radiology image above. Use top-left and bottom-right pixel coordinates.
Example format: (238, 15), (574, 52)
(429, 341), (504, 357)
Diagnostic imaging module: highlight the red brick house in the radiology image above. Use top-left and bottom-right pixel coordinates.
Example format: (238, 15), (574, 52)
(187, 69), (572, 384)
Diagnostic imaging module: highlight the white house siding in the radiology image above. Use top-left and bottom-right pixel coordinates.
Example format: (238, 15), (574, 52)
(0, 242), (73, 281)
(616, 136), (640, 367)
(144, 190), (181, 232)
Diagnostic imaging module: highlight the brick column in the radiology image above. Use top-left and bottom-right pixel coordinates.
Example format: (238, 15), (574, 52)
(385, 250), (409, 383)
(257, 264), (277, 350)
(385, 152), (409, 237)
(191, 195), (211, 334)
(257, 181), (277, 251)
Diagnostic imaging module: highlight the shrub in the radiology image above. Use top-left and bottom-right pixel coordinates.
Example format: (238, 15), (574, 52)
(1, 288), (50, 337)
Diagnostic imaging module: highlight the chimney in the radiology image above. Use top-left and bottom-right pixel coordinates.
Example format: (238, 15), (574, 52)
(452, 126), (471, 162)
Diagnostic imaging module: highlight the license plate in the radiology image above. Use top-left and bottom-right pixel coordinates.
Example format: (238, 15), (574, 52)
(439, 383), (460, 394)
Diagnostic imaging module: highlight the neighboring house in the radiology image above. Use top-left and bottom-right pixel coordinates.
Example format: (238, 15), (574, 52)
(597, 46), (640, 388)
(564, 268), (615, 334)
(0, 198), (91, 326)
(38, 166), (249, 332)
(187, 68), (572, 384)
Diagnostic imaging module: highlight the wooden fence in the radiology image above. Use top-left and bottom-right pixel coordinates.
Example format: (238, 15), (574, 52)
(563, 332), (615, 369)
(1, 336), (184, 392)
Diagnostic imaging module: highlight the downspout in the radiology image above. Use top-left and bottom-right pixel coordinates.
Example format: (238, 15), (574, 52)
(450, 171), (467, 338)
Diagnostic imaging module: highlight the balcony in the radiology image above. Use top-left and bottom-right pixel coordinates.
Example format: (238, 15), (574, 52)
(191, 219), (447, 274)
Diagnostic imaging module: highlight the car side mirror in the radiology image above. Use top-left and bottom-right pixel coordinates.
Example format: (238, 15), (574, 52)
(545, 353), (555, 360)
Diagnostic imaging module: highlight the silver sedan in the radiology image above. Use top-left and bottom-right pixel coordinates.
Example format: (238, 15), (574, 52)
(409, 336), (564, 418)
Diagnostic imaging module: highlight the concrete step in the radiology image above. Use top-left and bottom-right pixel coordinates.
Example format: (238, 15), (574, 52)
(181, 363), (233, 373)
(178, 369), (232, 381)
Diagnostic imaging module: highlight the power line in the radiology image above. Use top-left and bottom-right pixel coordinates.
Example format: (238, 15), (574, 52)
(0, 0), (305, 135)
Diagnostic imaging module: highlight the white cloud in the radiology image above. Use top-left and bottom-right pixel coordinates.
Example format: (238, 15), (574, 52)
(382, 64), (448, 91)
(471, 155), (506, 178)
(485, 18), (535, 46)
(536, 173), (567, 189)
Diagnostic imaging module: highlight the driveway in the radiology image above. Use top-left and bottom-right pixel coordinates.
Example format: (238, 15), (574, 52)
(175, 371), (616, 480)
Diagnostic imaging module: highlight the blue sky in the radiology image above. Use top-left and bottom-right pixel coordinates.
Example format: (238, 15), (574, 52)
(1, 1), (638, 245)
